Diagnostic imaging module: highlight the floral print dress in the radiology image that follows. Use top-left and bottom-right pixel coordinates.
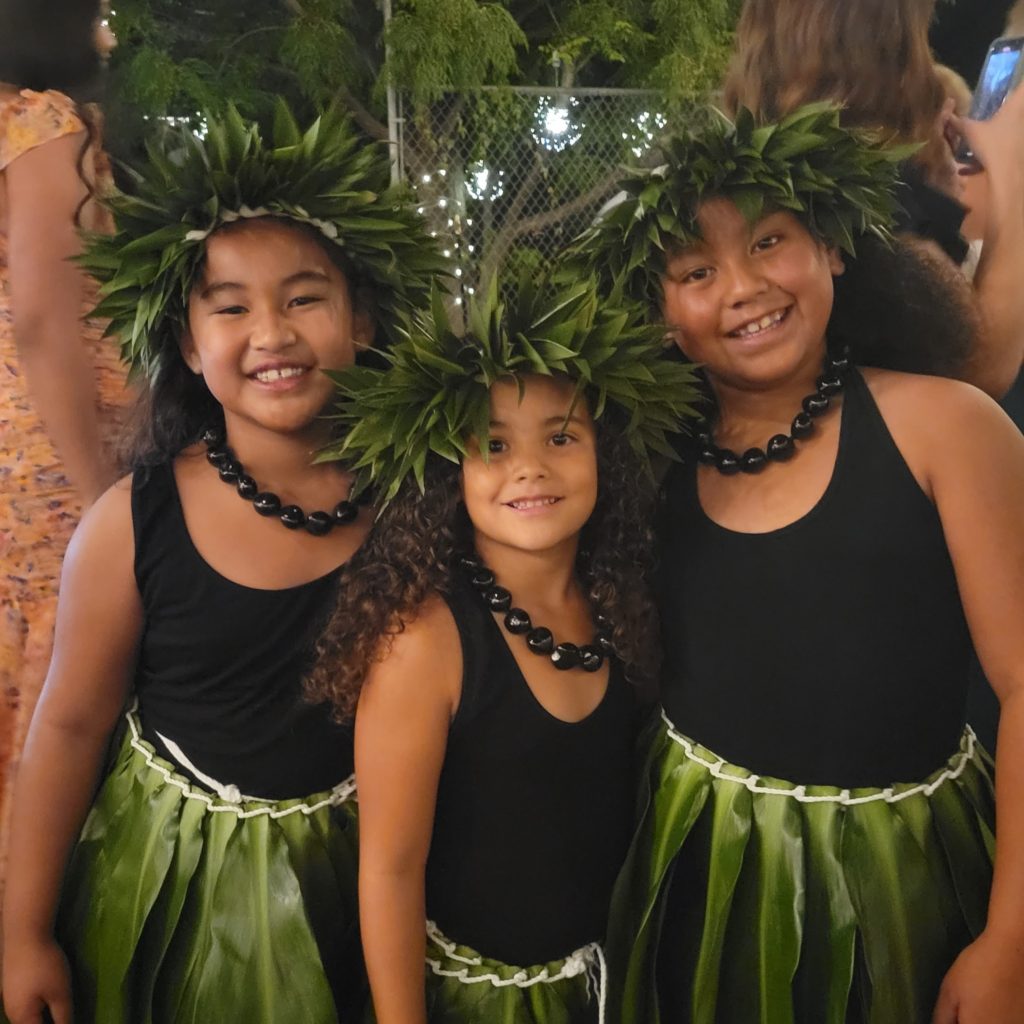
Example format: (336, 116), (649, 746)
(0, 89), (128, 884)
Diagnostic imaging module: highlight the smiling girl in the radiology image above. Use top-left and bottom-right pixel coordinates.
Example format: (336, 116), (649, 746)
(573, 105), (1024, 1023)
(1, 106), (445, 1024)
(305, 279), (698, 1024)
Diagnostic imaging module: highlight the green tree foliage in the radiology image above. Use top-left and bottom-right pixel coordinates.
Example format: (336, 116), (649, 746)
(109, 0), (742, 129)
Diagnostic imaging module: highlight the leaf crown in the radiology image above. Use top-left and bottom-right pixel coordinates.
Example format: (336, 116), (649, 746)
(81, 102), (449, 380)
(567, 102), (912, 310)
(320, 275), (702, 504)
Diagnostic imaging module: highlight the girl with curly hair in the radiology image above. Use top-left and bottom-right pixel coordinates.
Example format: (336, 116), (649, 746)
(305, 278), (698, 1024)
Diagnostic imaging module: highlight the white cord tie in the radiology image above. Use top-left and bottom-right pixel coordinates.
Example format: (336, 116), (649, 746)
(126, 709), (356, 819)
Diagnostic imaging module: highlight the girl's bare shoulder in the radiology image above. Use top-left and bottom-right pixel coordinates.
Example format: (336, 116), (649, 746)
(861, 366), (1007, 431)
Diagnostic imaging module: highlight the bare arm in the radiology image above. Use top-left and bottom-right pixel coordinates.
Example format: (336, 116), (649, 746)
(891, 379), (1024, 1022)
(1, 479), (141, 1024)
(4, 131), (116, 506)
(955, 87), (1024, 399)
(355, 598), (461, 1024)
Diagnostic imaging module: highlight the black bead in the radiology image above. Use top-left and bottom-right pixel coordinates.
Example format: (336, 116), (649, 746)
(333, 500), (359, 524)
(470, 569), (496, 590)
(280, 505), (306, 530)
(740, 447), (767, 473)
(698, 446), (719, 466)
(459, 555), (482, 572)
(526, 627), (554, 654)
(305, 511), (334, 536)
(827, 351), (851, 374)
(816, 373), (844, 397)
(550, 642), (581, 670)
(253, 492), (282, 516)
(218, 459), (242, 483)
(236, 474), (258, 499)
(484, 586), (512, 611)
(802, 393), (830, 418)
(580, 646), (605, 672)
(697, 431), (711, 446)
(715, 448), (742, 475)
(206, 446), (231, 467)
(765, 434), (796, 461)
(596, 633), (615, 654)
(594, 612), (611, 629)
(504, 608), (532, 634)
(791, 412), (815, 438)
(201, 427), (224, 447)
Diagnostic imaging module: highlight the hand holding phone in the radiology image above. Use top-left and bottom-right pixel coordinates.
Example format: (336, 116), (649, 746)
(956, 37), (1024, 166)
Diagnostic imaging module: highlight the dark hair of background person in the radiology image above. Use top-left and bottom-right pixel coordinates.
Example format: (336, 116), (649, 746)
(304, 405), (663, 722)
(0, 0), (102, 99)
(722, 0), (953, 189)
(0, 0), (105, 225)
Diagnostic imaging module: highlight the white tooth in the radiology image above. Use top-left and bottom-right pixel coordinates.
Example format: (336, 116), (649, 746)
(759, 315), (773, 328)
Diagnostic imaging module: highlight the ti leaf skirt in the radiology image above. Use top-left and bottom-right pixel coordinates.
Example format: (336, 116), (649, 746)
(609, 712), (995, 1024)
(55, 711), (363, 1024)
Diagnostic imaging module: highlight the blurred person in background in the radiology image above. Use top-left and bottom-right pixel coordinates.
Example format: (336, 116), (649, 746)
(1007, 0), (1024, 36)
(724, 0), (1024, 401)
(0, 0), (126, 891)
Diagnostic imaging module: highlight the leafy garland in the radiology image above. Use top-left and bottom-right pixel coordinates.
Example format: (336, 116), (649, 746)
(82, 102), (449, 380)
(567, 101), (913, 310)
(320, 275), (701, 503)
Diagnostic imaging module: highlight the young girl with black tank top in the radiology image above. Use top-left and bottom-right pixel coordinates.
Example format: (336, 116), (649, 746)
(571, 105), (1024, 1023)
(0, 106), (445, 1024)
(304, 278), (698, 1024)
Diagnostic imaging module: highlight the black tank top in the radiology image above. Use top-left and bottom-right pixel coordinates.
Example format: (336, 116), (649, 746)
(132, 462), (353, 799)
(659, 369), (973, 788)
(425, 579), (638, 967)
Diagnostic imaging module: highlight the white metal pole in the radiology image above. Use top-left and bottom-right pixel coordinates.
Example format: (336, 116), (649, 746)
(382, 0), (401, 186)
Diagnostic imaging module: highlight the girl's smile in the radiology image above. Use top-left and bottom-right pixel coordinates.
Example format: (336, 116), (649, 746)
(248, 360), (313, 389)
(503, 494), (564, 514)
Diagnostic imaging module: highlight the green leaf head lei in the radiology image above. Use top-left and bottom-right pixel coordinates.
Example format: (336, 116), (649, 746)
(318, 274), (702, 505)
(81, 102), (450, 381)
(567, 102), (913, 313)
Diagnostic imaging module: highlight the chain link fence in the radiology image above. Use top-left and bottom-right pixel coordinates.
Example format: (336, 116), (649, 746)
(396, 87), (669, 300)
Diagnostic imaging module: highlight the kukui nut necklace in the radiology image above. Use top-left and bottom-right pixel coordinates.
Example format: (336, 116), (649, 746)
(460, 556), (614, 673)
(698, 348), (851, 475)
(202, 427), (361, 536)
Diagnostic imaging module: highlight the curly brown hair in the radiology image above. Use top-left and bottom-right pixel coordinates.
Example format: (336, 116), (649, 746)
(304, 408), (663, 721)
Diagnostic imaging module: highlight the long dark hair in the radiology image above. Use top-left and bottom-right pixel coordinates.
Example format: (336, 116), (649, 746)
(0, 0), (105, 225)
(0, 0), (102, 95)
(305, 406), (663, 722)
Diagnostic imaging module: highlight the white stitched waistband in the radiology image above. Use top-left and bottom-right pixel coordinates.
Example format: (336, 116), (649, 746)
(425, 920), (607, 1024)
(661, 709), (977, 806)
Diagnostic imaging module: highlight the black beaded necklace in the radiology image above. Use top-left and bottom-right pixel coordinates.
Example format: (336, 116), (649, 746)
(697, 348), (851, 475)
(202, 427), (361, 536)
(460, 556), (614, 673)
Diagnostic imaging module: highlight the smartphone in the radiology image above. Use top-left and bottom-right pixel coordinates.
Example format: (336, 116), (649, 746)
(971, 36), (1024, 120)
(956, 36), (1024, 163)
